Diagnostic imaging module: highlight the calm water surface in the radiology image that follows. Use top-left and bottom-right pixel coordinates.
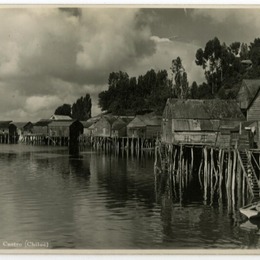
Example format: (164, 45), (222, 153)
(0, 144), (259, 250)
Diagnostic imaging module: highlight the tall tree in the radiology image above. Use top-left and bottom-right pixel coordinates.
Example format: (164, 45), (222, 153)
(72, 94), (92, 120)
(171, 57), (189, 99)
(195, 37), (223, 95)
(54, 104), (71, 117)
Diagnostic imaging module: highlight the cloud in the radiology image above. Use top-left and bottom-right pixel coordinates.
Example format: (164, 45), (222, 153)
(191, 9), (260, 44)
(128, 36), (205, 86)
(0, 8), (156, 121)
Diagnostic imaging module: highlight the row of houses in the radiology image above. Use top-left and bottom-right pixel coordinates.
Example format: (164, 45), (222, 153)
(1, 79), (260, 149)
(82, 113), (162, 139)
(161, 79), (260, 149)
(0, 112), (163, 144)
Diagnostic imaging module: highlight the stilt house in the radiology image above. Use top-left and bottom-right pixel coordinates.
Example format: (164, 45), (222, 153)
(33, 119), (52, 136)
(237, 79), (260, 120)
(48, 120), (83, 138)
(0, 121), (17, 143)
(162, 99), (245, 148)
(127, 113), (162, 139)
(93, 115), (117, 137)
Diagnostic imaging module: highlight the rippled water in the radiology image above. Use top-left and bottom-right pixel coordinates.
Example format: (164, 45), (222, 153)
(0, 144), (260, 250)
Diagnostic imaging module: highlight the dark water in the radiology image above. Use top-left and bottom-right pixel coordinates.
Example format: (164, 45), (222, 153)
(0, 144), (259, 250)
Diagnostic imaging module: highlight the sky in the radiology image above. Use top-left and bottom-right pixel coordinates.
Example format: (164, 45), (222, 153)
(1, 7), (260, 122)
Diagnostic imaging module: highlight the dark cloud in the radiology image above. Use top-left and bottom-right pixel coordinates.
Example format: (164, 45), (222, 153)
(1, 7), (260, 121)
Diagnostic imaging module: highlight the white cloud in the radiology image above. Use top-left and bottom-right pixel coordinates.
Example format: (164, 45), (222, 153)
(25, 95), (62, 113)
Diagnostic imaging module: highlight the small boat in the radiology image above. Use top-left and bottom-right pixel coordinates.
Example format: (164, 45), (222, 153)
(239, 202), (260, 219)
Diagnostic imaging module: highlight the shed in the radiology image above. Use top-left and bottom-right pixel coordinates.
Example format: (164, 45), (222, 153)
(127, 113), (162, 138)
(111, 117), (128, 137)
(0, 121), (13, 134)
(0, 121), (17, 143)
(93, 115), (117, 137)
(33, 119), (52, 135)
(81, 117), (100, 136)
(11, 122), (33, 136)
(162, 99), (245, 147)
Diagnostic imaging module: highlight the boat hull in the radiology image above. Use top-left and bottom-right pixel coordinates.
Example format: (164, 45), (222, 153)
(240, 203), (260, 219)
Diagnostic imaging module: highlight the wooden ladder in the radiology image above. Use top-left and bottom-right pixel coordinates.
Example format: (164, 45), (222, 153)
(237, 149), (260, 200)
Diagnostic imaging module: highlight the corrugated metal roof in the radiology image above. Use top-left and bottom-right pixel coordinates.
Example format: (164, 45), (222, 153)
(49, 121), (75, 127)
(127, 116), (146, 128)
(34, 119), (52, 127)
(127, 114), (161, 128)
(166, 99), (245, 120)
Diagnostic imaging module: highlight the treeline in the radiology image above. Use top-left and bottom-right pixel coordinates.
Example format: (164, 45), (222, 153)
(193, 37), (260, 99)
(98, 70), (172, 115)
(54, 94), (92, 121)
(55, 37), (260, 118)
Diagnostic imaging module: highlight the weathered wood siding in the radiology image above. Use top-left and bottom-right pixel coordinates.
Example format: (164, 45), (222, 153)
(247, 93), (260, 121)
(146, 125), (161, 139)
(237, 81), (249, 110)
(49, 126), (70, 137)
(94, 117), (111, 137)
(127, 128), (145, 138)
(33, 126), (48, 135)
(112, 127), (126, 137)
(174, 132), (216, 145)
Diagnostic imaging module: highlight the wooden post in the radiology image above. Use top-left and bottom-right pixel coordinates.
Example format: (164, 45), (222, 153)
(203, 147), (208, 202)
(232, 149), (237, 201)
(210, 148), (214, 205)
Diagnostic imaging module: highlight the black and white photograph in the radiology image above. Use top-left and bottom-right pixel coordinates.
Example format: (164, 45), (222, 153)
(1, 6), (260, 253)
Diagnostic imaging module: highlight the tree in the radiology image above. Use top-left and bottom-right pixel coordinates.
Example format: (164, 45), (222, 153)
(54, 104), (71, 117)
(190, 81), (198, 99)
(195, 37), (223, 95)
(171, 57), (189, 98)
(72, 94), (92, 121)
(98, 69), (172, 115)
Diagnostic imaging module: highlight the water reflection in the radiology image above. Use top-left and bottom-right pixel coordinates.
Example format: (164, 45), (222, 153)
(0, 144), (260, 249)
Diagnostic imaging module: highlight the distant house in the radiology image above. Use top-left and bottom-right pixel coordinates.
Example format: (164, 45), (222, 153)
(127, 113), (162, 139)
(11, 122), (33, 136)
(49, 114), (72, 121)
(111, 117), (127, 137)
(162, 99), (245, 147)
(0, 121), (13, 135)
(237, 79), (260, 119)
(48, 120), (83, 138)
(81, 117), (100, 136)
(0, 121), (17, 143)
(33, 119), (52, 136)
(93, 115), (117, 137)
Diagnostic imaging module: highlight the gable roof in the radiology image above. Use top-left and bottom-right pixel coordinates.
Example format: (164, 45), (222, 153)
(237, 79), (260, 109)
(0, 121), (12, 128)
(112, 118), (127, 130)
(48, 121), (78, 127)
(127, 114), (162, 128)
(50, 115), (72, 120)
(11, 122), (33, 129)
(165, 99), (245, 120)
(34, 119), (52, 127)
